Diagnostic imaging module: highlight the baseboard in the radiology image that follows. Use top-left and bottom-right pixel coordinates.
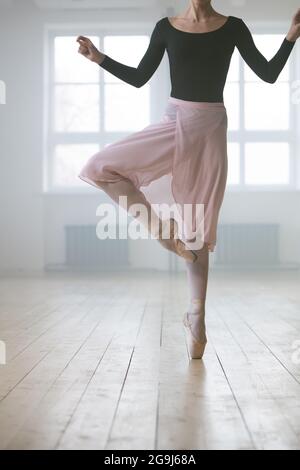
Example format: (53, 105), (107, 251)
(210, 262), (300, 271)
(1, 263), (299, 278)
(0, 268), (46, 278)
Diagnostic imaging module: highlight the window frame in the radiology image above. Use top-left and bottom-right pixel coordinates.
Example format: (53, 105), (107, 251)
(44, 20), (299, 194)
(44, 21), (159, 194)
(226, 20), (298, 192)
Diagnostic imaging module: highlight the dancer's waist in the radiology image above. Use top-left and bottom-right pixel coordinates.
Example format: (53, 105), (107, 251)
(168, 96), (225, 110)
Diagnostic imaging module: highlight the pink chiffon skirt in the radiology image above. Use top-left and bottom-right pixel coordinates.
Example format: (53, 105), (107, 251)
(78, 96), (228, 252)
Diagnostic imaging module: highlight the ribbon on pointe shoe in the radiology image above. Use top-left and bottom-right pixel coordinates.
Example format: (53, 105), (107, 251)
(170, 218), (198, 263)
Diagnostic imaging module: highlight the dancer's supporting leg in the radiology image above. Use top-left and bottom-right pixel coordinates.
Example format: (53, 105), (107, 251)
(184, 244), (209, 344)
(91, 178), (196, 262)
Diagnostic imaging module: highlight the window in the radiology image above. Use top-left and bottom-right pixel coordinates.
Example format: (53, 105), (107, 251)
(46, 28), (296, 192)
(46, 29), (152, 191)
(224, 33), (296, 189)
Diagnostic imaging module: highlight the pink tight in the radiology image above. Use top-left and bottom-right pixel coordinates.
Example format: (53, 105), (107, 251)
(185, 244), (209, 309)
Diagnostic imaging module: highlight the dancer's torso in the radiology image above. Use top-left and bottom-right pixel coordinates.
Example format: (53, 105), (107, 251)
(164, 16), (235, 102)
(99, 15), (295, 103)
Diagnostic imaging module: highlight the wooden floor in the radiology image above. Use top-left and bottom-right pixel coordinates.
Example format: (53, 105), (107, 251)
(0, 269), (300, 450)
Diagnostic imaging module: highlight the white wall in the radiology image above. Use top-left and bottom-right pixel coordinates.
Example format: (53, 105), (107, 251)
(0, 0), (299, 274)
(0, 0), (45, 273)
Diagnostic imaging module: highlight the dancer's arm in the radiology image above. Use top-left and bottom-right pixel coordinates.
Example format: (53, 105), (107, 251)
(77, 20), (166, 88)
(234, 10), (299, 83)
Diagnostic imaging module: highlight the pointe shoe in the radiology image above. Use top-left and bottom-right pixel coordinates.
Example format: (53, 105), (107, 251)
(183, 311), (207, 360)
(157, 218), (198, 263)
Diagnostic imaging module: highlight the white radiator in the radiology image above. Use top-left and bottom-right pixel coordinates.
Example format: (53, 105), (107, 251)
(65, 225), (129, 270)
(214, 224), (280, 266)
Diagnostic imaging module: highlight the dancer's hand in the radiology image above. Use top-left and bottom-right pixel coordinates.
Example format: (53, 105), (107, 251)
(76, 36), (106, 64)
(286, 8), (300, 42)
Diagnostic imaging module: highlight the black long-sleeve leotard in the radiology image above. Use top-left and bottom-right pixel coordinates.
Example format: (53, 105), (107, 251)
(98, 16), (295, 102)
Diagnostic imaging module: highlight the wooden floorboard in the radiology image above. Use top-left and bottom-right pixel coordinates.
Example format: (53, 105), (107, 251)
(0, 270), (299, 450)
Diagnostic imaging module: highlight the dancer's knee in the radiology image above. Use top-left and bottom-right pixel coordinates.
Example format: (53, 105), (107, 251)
(79, 155), (119, 188)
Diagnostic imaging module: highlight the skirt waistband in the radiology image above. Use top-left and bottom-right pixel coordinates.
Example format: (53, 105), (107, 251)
(168, 96), (225, 109)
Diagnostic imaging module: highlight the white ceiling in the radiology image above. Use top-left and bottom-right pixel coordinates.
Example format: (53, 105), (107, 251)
(32, 0), (159, 9)
(0, 0), (13, 6)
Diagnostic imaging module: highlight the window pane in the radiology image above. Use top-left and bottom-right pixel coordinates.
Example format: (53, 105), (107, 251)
(103, 35), (150, 84)
(245, 143), (289, 184)
(55, 84), (99, 132)
(244, 34), (289, 82)
(227, 49), (240, 82)
(224, 82), (240, 130)
(227, 143), (240, 185)
(53, 144), (100, 187)
(105, 84), (150, 131)
(55, 36), (99, 83)
(245, 82), (289, 130)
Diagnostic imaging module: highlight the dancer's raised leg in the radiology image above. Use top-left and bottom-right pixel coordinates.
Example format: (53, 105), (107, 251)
(91, 177), (196, 263)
